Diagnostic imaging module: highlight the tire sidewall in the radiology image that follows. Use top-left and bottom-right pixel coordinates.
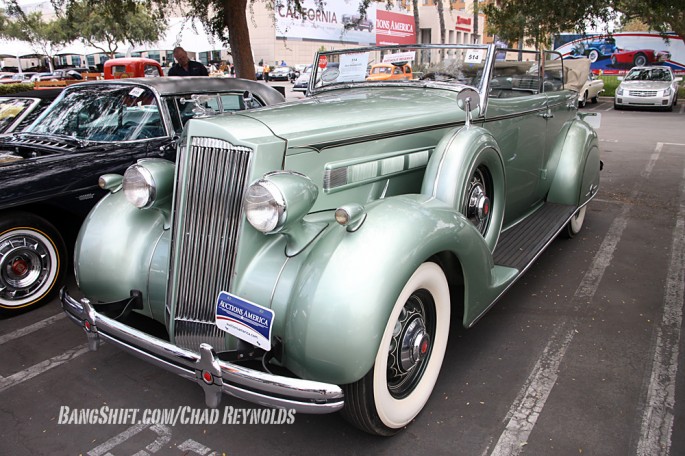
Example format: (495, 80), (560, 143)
(372, 262), (450, 429)
(566, 206), (587, 238)
(0, 217), (65, 310)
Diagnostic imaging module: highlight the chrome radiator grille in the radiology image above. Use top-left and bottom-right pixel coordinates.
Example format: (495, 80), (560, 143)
(170, 137), (253, 351)
(629, 90), (658, 97)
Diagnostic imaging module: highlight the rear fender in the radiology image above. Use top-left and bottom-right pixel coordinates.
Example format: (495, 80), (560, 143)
(546, 119), (600, 206)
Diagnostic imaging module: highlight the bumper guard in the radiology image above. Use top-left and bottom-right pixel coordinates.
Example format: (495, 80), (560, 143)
(60, 287), (344, 414)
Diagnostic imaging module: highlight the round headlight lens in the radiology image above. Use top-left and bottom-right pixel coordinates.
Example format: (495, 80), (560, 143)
(244, 180), (286, 233)
(123, 165), (156, 208)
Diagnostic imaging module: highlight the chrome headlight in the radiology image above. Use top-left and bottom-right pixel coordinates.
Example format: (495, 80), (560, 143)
(123, 164), (156, 208)
(122, 159), (175, 210)
(244, 171), (318, 234)
(663, 87), (672, 97)
(616, 87), (624, 96)
(244, 179), (286, 232)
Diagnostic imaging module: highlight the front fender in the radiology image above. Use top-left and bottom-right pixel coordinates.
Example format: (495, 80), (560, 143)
(75, 190), (169, 323)
(272, 194), (516, 385)
(546, 119), (600, 206)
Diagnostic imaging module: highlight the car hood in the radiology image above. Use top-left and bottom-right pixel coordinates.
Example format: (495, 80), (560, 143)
(620, 80), (673, 90)
(236, 86), (467, 150)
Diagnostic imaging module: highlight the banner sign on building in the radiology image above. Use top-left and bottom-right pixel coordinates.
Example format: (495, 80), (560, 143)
(375, 10), (416, 45)
(275, 0), (376, 45)
(455, 16), (472, 32)
(553, 32), (685, 73)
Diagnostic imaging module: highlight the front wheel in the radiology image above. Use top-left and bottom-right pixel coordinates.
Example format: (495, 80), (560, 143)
(588, 50), (599, 63)
(633, 53), (647, 67)
(342, 262), (450, 435)
(0, 213), (66, 313)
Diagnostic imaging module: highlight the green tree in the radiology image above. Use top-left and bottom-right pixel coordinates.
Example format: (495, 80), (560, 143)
(64, 1), (165, 58)
(55, 0), (383, 80)
(1, 1), (73, 70)
(435, 0), (446, 44)
(411, 0), (420, 42)
(484, 0), (683, 50)
(483, 0), (615, 49)
(617, 0), (684, 40)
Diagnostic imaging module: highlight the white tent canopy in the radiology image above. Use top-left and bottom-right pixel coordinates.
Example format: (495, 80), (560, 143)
(130, 17), (222, 55)
(0, 38), (47, 58)
(54, 42), (108, 56)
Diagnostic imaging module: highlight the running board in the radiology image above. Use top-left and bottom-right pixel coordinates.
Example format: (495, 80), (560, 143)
(494, 203), (576, 271)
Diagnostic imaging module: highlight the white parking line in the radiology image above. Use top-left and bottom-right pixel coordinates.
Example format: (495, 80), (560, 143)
(489, 143), (666, 456)
(87, 423), (151, 456)
(603, 104), (614, 111)
(636, 165), (685, 456)
(0, 313), (66, 345)
(0, 343), (90, 393)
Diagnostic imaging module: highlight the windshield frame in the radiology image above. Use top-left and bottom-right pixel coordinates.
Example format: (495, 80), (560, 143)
(307, 44), (495, 98)
(624, 67), (673, 82)
(26, 83), (170, 143)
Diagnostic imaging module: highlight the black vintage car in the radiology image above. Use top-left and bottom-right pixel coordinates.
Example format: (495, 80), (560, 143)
(0, 77), (284, 313)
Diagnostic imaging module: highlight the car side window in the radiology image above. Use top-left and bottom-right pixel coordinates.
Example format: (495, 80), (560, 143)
(542, 51), (564, 93)
(164, 97), (183, 133)
(489, 50), (540, 98)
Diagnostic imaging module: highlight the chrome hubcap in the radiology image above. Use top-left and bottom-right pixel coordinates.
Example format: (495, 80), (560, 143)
(464, 167), (492, 234)
(387, 290), (435, 398)
(0, 233), (51, 301)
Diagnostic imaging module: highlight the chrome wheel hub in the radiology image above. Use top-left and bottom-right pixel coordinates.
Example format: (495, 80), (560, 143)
(387, 291), (435, 398)
(464, 168), (491, 234)
(399, 318), (431, 372)
(0, 234), (50, 301)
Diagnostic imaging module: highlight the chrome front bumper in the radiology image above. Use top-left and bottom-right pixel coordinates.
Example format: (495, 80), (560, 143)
(60, 287), (344, 414)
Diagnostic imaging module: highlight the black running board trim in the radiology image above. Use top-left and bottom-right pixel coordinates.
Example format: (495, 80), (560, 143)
(494, 203), (576, 270)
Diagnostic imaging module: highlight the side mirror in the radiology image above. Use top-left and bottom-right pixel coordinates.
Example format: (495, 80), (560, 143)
(456, 88), (480, 127)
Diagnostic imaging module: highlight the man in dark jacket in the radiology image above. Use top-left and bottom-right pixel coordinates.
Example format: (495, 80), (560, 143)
(168, 47), (209, 76)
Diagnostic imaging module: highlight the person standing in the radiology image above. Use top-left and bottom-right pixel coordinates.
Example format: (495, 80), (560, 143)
(168, 47), (209, 76)
(263, 63), (270, 82)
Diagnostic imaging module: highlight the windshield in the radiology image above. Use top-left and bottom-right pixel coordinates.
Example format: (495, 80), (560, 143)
(27, 85), (165, 141)
(625, 68), (672, 82)
(310, 45), (491, 92)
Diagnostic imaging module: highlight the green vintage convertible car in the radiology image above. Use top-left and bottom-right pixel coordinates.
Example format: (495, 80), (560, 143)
(61, 44), (600, 435)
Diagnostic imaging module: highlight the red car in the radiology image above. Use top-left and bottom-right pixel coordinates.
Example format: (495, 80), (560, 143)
(611, 49), (671, 67)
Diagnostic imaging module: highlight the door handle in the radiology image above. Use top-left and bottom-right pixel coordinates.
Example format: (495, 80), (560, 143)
(537, 111), (554, 119)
